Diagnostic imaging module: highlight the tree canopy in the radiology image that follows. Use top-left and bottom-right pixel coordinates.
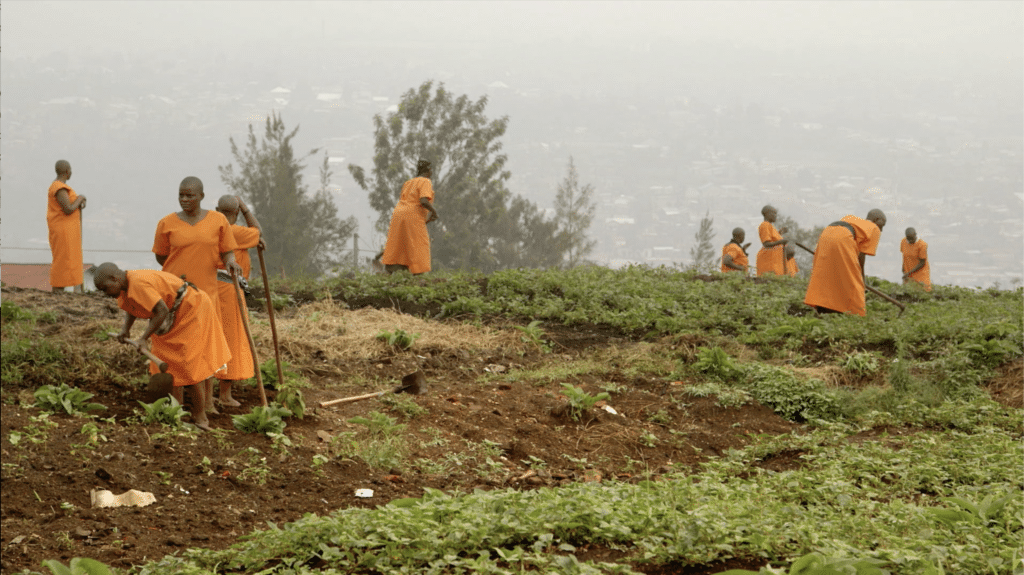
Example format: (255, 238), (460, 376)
(349, 81), (564, 272)
(554, 156), (597, 268)
(690, 210), (717, 272)
(219, 112), (356, 278)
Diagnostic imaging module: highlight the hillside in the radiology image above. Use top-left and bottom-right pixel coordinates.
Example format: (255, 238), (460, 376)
(2, 268), (1021, 574)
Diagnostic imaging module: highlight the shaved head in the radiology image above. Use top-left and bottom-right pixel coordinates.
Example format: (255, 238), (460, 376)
(732, 227), (745, 242)
(55, 159), (71, 176)
(92, 262), (127, 297)
(179, 176), (204, 194)
(92, 262), (121, 285)
(785, 244), (796, 258)
(905, 227), (917, 242)
(866, 209), (887, 231)
(761, 205), (775, 217)
(217, 195), (239, 211)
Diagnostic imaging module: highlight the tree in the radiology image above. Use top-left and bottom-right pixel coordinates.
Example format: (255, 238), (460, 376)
(553, 156), (597, 268)
(348, 80), (564, 272)
(690, 210), (717, 272)
(219, 112), (357, 277)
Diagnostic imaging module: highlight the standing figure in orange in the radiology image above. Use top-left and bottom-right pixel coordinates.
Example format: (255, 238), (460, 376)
(804, 209), (887, 316)
(784, 245), (799, 277)
(721, 228), (750, 274)
(900, 227), (931, 292)
(380, 160), (439, 275)
(46, 160), (88, 293)
(213, 194), (265, 407)
(153, 176), (241, 412)
(93, 263), (230, 431)
(756, 205), (788, 277)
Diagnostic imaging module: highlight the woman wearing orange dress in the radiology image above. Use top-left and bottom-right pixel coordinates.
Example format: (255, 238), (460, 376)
(152, 176), (242, 415)
(46, 160), (88, 292)
(756, 205), (788, 277)
(379, 160), (439, 274)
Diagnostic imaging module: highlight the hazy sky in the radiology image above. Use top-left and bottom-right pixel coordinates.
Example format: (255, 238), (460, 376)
(2, 1), (1021, 285)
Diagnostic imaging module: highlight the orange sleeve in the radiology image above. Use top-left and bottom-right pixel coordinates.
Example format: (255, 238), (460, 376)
(417, 178), (435, 202)
(215, 212), (238, 254)
(232, 225), (261, 249)
(153, 217), (171, 256)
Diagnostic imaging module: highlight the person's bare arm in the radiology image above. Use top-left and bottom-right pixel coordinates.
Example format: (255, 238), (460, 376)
(723, 254), (745, 272)
(55, 189), (87, 216)
(904, 257), (926, 279)
(133, 300), (170, 345)
(115, 313), (138, 343)
(221, 251), (243, 277)
(236, 197), (267, 250)
(420, 197), (439, 223)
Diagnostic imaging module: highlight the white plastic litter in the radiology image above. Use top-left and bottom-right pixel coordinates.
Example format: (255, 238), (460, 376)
(90, 489), (156, 508)
(602, 405), (619, 415)
(354, 489), (374, 498)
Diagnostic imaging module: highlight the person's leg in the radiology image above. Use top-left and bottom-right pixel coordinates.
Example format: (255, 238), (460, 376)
(192, 381), (212, 431)
(170, 386), (184, 405)
(205, 378), (219, 414)
(385, 264), (409, 274)
(51, 286), (66, 293)
(219, 380), (241, 407)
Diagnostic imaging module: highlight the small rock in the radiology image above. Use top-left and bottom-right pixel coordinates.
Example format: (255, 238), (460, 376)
(74, 528), (92, 539)
(165, 536), (186, 547)
(525, 476), (546, 486)
(316, 430), (333, 442)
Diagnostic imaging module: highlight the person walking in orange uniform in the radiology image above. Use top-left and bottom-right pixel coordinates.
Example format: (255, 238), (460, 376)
(721, 228), (750, 274)
(380, 160), (439, 275)
(784, 245), (799, 277)
(153, 176), (242, 412)
(900, 227), (931, 292)
(213, 194), (265, 407)
(756, 205), (788, 277)
(803, 209), (887, 316)
(93, 263), (230, 431)
(46, 160), (88, 293)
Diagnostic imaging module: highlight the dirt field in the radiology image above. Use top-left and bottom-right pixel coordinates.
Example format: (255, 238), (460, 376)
(1, 286), (1012, 574)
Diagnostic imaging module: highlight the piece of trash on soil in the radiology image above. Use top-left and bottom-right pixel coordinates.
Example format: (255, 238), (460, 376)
(354, 488), (374, 498)
(91, 489), (156, 508)
(602, 405), (619, 415)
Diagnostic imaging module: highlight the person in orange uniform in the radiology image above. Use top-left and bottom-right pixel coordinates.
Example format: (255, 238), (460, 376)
(213, 194), (265, 407)
(784, 245), (799, 277)
(721, 228), (750, 274)
(803, 209), (887, 316)
(46, 160), (88, 293)
(93, 263), (230, 431)
(756, 205), (788, 277)
(380, 160), (439, 275)
(900, 227), (931, 292)
(153, 176), (242, 412)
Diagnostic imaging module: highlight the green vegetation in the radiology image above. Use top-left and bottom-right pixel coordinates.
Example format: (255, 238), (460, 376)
(375, 328), (420, 351)
(559, 383), (610, 421)
(231, 405), (293, 435)
(137, 396), (187, 427)
(33, 384), (106, 417)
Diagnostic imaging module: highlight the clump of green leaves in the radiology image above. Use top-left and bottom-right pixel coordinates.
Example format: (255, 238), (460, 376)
(256, 359), (307, 417)
(380, 393), (427, 419)
(740, 364), (841, 422)
(334, 411), (409, 469)
(41, 556), (117, 575)
(559, 384), (610, 421)
(232, 405), (293, 435)
(376, 329), (420, 350)
(137, 396), (187, 427)
(33, 384), (106, 417)
(841, 352), (880, 375)
(515, 320), (552, 353)
(693, 346), (743, 382)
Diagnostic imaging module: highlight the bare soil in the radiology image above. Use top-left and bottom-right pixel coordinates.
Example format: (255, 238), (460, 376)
(0, 287), (1013, 574)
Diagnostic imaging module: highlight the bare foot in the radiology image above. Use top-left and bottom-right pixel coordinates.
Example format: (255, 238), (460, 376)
(206, 404), (221, 415)
(194, 420), (213, 432)
(219, 397), (241, 407)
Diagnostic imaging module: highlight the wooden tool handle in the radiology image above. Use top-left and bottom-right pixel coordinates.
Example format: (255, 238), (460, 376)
(319, 390), (386, 408)
(111, 334), (169, 372)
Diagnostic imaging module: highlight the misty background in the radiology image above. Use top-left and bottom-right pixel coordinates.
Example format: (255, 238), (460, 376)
(2, 1), (1021, 287)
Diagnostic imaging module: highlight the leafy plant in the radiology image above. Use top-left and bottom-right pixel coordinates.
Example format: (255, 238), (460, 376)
(515, 320), (552, 353)
(137, 396), (187, 427)
(693, 346), (743, 382)
(232, 405), (293, 435)
(339, 411), (408, 469)
(9, 414), (59, 447)
(559, 384), (610, 421)
(376, 329), (420, 350)
(258, 358), (307, 390)
(33, 384), (106, 417)
(41, 557), (117, 575)
(235, 446), (272, 485)
(841, 352), (881, 375)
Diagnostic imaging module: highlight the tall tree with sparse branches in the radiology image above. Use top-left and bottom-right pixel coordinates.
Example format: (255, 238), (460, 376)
(348, 80), (565, 271)
(553, 156), (597, 268)
(219, 112), (357, 277)
(690, 210), (717, 272)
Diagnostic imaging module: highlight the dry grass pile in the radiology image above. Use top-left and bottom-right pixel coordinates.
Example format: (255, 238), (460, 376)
(986, 357), (1023, 408)
(248, 301), (527, 363)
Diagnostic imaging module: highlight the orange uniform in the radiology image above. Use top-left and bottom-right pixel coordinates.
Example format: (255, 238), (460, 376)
(900, 237), (931, 291)
(216, 225), (262, 380)
(803, 215), (881, 316)
(153, 211), (237, 317)
(117, 270), (231, 387)
(381, 177), (435, 274)
(786, 257), (799, 277)
(756, 221), (786, 276)
(46, 181), (83, 288)
(721, 241), (749, 273)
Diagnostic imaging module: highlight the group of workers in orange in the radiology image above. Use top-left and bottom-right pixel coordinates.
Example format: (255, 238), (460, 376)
(48, 161), (265, 430)
(720, 204), (931, 317)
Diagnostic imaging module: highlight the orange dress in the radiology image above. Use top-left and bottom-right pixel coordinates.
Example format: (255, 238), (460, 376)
(803, 215), (881, 316)
(721, 241), (749, 273)
(46, 181), (83, 288)
(117, 270), (231, 387)
(900, 238), (931, 291)
(756, 221), (786, 276)
(381, 177), (435, 274)
(216, 225), (261, 380)
(786, 257), (799, 277)
(153, 211), (237, 317)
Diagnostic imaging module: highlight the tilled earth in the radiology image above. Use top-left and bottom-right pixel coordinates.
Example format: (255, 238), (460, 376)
(6, 286), (1011, 574)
